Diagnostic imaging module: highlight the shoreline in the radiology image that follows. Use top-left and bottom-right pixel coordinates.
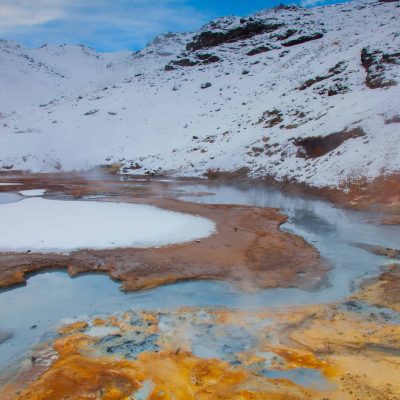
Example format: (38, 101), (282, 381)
(0, 170), (399, 221)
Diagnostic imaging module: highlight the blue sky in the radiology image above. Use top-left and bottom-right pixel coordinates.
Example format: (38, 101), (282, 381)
(0, 0), (347, 52)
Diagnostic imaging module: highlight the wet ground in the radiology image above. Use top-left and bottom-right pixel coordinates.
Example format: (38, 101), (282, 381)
(0, 174), (399, 399)
(3, 300), (400, 399)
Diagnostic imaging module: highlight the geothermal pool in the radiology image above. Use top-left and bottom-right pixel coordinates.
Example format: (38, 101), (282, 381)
(0, 183), (399, 370)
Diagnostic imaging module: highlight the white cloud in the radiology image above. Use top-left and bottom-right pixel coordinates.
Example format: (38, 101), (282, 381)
(0, 0), (208, 50)
(0, 0), (67, 28)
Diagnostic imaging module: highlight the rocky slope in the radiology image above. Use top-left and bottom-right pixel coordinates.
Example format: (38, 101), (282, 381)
(0, 0), (399, 189)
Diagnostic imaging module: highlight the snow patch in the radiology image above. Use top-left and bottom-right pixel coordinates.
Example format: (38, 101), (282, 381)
(19, 189), (46, 196)
(0, 198), (216, 252)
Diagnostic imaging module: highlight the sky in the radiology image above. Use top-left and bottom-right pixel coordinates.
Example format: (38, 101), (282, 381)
(0, 0), (347, 52)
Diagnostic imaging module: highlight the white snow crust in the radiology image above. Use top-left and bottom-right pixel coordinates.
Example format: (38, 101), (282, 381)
(0, 198), (216, 252)
(19, 189), (46, 196)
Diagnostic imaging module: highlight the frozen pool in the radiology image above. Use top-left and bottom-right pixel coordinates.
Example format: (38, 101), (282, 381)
(0, 197), (215, 252)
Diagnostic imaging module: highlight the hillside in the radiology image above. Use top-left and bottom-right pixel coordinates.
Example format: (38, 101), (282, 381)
(0, 0), (399, 189)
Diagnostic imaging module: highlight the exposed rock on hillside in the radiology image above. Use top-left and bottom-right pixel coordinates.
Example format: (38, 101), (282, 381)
(361, 46), (400, 89)
(294, 128), (365, 159)
(0, 0), (399, 190)
(282, 32), (323, 47)
(186, 20), (283, 51)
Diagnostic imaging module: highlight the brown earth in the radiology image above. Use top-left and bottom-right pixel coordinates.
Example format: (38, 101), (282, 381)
(352, 263), (400, 312)
(248, 173), (400, 221)
(0, 175), (327, 292)
(352, 243), (400, 259)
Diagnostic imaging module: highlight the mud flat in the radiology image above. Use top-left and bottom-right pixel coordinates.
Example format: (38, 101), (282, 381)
(0, 196), (327, 292)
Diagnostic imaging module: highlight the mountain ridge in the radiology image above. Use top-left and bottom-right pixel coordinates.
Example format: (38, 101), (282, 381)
(0, 0), (399, 189)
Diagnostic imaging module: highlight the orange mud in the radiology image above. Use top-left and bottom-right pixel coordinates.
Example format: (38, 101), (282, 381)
(2, 303), (400, 400)
(7, 344), (311, 400)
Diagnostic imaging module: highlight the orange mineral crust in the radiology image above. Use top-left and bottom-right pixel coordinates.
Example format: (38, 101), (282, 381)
(12, 336), (313, 400)
(4, 303), (400, 400)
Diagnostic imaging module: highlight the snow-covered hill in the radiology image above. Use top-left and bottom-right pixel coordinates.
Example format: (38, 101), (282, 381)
(0, 0), (399, 188)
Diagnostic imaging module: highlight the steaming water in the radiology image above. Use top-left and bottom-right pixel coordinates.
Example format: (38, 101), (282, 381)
(180, 183), (400, 297)
(0, 184), (399, 371)
(262, 368), (335, 391)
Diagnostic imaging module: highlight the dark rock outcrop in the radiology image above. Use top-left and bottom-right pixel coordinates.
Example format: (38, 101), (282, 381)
(361, 47), (400, 89)
(171, 58), (198, 67)
(282, 32), (323, 47)
(258, 109), (284, 128)
(187, 22), (283, 51)
(271, 29), (297, 41)
(320, 82), (350, 96)
(298, 61), (347, 90)
(385, 115), (400, 124)
(201, 82), (212, 89)
(247, 46), (274, 56)
(196, 53), (221, 63)
(294, 127), (365, 158)
(165, 53), (221, 70)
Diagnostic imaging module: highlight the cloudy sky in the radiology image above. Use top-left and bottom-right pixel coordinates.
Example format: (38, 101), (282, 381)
(0, 0), (345, 51)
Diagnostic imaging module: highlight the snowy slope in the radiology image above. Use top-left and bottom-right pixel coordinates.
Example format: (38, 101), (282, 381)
(0, 0), (399, 188)
(0, 40), (132, 113)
